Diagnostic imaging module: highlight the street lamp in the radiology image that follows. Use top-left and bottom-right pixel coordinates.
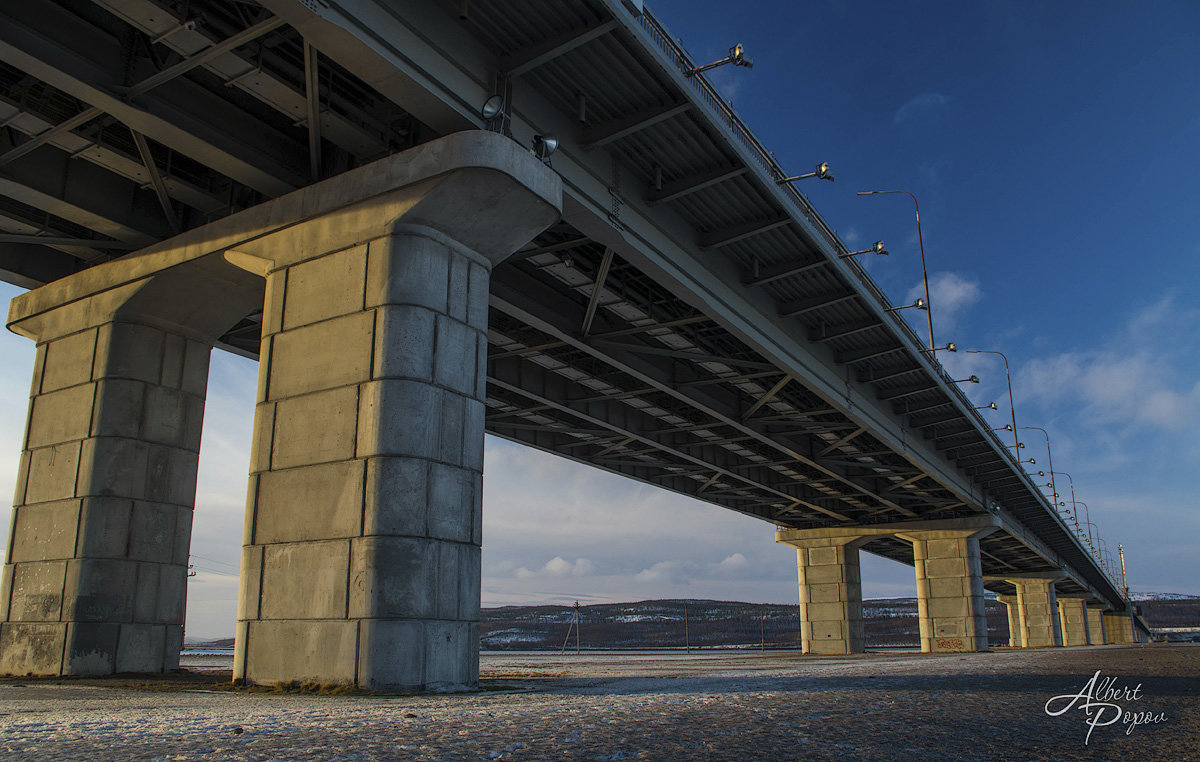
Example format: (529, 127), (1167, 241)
(922, 342), (956, 354)
(952, 375), (980, 384)
(886, 298), (926, 313)
(1074, 500), (1094, 545)
(858, 190), (934, 351)
(1019, 427), (1056, 516)
(973, 402), (997, 411)
(686, 43), (754, 76)
(778, 162), (834, 184)
(840, 240), (887, 258)
(964, 349), (1019, 454)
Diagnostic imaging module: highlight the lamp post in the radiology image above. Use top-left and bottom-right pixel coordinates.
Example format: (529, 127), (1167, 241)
(965, 350), (1019, 453)
(857, 190), (934, 351)
(778, 162), (834, 184)
(1019, 427), (1056, 516)
(1075, 501), (1095, 547)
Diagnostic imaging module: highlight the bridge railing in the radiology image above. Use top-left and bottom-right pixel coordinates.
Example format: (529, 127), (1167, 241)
(634, 10), (1120, 592)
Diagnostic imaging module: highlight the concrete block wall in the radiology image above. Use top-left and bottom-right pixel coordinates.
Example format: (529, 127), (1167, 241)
(785, 538), (864, 655)
(1057, 596), (1091, 646)
(0, 320), (208, 675)
(902, 529), (991, 652)
(997, 593), (1021, 647)
(1086, 606), (1106, 644)
(1103, 611), (1135, 644)
(1010, 577), (1062, 647)
(235, 230), (492, 691)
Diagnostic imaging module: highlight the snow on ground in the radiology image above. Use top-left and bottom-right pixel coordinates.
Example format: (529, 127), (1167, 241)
(2, 646), (1197, 760)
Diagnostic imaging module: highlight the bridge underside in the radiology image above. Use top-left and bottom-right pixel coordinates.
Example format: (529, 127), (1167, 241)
(0, 0), (1142, 685)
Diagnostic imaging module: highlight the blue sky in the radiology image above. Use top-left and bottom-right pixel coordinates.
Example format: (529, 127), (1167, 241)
(2, 1), (1198, 638)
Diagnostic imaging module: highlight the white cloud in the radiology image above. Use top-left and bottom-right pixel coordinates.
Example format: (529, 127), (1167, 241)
(634, 560), (695, 585)
(515, 556), (595, 579)
(906, 271), (982, 336)
(1017, 293), (1200, 435)
(715, 552), (749, 573)
(893, 92), (950, 124)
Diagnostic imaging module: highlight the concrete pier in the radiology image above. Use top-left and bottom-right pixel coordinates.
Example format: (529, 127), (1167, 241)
(898, 524), (997, 653)
(1, 131), (561, 686)
(1008, 574), (1063, 648)
(1103, 611), (1136, 644)
(0, 256), (260, 675)
(786, 537), (865, 655)
(777, 516), (999, 654)
(1086, 605), (1106, 644)
(1056, 595), (1091, 646)
(996, 593), (1021, 647)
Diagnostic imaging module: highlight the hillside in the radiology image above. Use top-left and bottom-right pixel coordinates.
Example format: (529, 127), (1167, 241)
(481, 597), (1001, 650)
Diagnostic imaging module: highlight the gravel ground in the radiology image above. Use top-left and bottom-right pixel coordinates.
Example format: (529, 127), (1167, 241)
(1, 644), (1195, 760)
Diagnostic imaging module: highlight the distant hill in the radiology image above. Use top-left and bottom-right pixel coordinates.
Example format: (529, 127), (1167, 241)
(481, 597), (999, 650)
(185, 594), (1200, 646)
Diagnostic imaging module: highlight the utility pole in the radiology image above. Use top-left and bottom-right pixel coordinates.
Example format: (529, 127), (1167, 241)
(760, 612), (765, 652)
(560, 601), (582, 654)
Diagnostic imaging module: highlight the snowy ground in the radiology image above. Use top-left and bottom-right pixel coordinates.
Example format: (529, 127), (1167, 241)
(2, 645), (1196, 760)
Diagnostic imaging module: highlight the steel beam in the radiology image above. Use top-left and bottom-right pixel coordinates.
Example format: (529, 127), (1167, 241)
(698, 213), (790, 249)
(581, 102), (692, 148)
(501, 19), (619, 76)
(0, 5), (303, 194)
(647, 165), (748, 205)
(743, 257), (827, 288)
(778, 290), (859, 318)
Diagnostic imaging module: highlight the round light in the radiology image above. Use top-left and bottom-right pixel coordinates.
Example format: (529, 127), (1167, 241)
(946, 342), (957, 352)
(987, 402), (996, 410)
(872, 240), (885, 253)
(731, 43), (744, 62)
(968, 375), (979, 383)
(533, 133), (558, 157)
(481, 95), (505, 121)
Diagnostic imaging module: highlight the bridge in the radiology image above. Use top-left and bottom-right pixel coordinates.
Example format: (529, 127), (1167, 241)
(0, 0), (1147, 689)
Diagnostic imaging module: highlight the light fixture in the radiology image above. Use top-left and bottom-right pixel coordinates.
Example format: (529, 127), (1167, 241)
(886, 297), (926, 313)
(840, 240), (887, 258)
(953, 375), (980, 384)
(1020, 458), (1036, 464)
(973, 402), (997, 411)
(686, 43), (754, 77)
(481, 94), (507, 133)
(532, 134), (558, 163)
(923, 342), (956, 354)
(778, 162), (835, 185)
(481, 95), (504, 121)
(991, 424), (1013, 432)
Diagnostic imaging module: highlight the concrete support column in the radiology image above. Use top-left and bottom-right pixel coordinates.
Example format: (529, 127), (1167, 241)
(997, 593), (1021, 647)
(1103, 611), (1135, 644)
(1008, 575), (1063, 647)
(778, 537), (865, 655)
(1, 302), (216, 675)
(231, 134), (560, 691)
(1057, 595), (1091, 646)
(1086, 605), (1106, 644)
(899, 527), (995, 653)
